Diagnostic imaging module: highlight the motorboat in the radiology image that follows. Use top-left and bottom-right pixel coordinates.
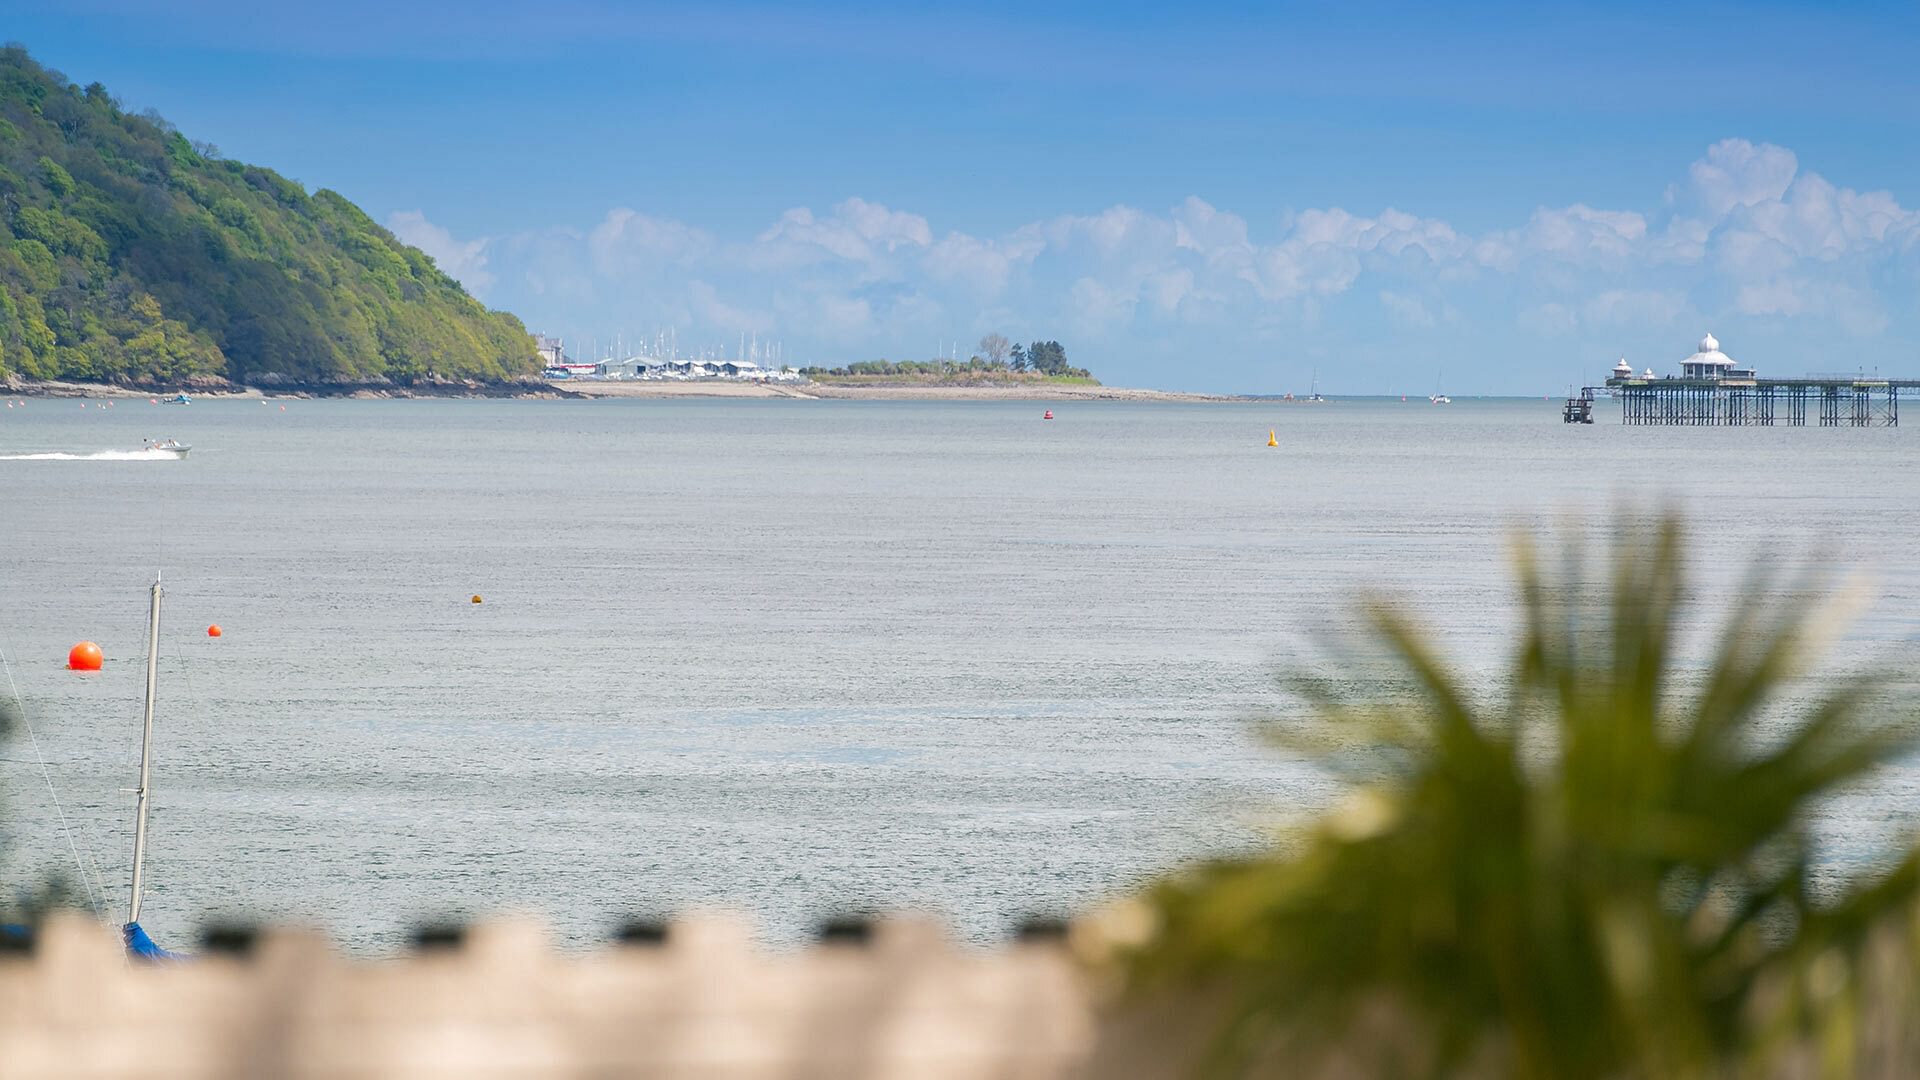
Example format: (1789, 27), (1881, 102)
(142, 438), (190, 457)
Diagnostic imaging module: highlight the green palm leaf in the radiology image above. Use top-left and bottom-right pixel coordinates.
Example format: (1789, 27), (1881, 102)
(1099, 515), (1920, 1079)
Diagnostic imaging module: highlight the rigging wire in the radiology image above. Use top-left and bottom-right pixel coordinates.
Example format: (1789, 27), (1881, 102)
(0, 638), (105, 918)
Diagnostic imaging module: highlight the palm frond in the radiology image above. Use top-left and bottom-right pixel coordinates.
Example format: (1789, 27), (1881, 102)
(1102, 513), (1920, 1079)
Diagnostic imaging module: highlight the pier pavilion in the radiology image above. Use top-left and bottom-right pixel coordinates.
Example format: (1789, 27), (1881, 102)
(1564, 332), (1919, 426)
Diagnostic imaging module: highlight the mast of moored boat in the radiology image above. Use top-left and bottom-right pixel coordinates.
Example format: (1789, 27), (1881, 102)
(128, 577), (161, 925)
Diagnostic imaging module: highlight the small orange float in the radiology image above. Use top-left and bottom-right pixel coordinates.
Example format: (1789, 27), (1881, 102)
(207, 625), (223, 638)
(68, 642), (103, 671)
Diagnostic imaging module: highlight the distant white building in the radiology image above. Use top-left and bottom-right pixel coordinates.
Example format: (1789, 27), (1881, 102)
(539, 351), (807, 383)
(535, 335), (567, 367)
(1680, 333), (1756, 380)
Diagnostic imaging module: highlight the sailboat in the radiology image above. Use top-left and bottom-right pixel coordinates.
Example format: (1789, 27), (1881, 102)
(1430, 371), (1452, 405)
(1305, 369), (1327, 404)
(122, 578), (184, 961)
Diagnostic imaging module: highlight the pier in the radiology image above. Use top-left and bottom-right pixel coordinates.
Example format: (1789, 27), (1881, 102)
(1567, 378), (1914, 426)
(1564, 333), (1918, 427)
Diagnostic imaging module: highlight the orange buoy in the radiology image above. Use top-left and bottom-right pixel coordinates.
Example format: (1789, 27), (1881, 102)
(207, 625), (223, 638)
(68, 642), (103, 671)
(471, 595), (483, 604)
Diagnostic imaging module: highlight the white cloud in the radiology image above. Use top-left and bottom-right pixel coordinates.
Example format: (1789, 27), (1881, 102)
(1069, 277), (1137, 335)
(1048, 204), (1176, 258)
(1713, 229), (1797, 280)
(1734, 278), (1886, 334)
(750, 197), (932, 270)
(1145, 268), (1196, 314)
(1172, 196), (1252, 260)
(440, 137), (1920, 384)
(1480, 204), (1646, 268)
(1685, 139), (1798, 220)
(921, 229), (1042, 294)
(1735, 278), (1813, 316)
(587, 208), (711, 275)
(386, 210), (494, 293)
(1735, 173), (1920, 259)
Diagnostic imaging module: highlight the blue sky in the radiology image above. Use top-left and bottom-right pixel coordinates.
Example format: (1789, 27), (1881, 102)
(9, 1), (1920, 392)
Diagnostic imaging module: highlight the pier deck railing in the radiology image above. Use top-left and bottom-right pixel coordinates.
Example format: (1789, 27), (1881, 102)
(1591, 376), (1920, 426)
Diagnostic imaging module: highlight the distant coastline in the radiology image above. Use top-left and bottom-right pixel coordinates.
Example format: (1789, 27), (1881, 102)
(3, 376), (1242, 403)
(1, 377), (570, 401)
(557, 379), (1244, 402)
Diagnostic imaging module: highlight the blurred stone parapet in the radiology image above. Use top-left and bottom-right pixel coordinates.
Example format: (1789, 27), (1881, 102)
(0, 912), (1095, 1079)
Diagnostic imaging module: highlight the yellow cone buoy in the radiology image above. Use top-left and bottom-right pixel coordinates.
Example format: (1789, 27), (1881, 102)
(1267, 430), (1278, 447)
(471, 595), (483, 604)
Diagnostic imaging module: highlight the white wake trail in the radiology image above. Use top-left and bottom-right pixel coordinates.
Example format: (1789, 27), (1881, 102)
(0, 449), (182, 461)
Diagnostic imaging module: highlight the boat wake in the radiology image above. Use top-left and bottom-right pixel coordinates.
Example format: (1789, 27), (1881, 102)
(0, 449), (183, 461)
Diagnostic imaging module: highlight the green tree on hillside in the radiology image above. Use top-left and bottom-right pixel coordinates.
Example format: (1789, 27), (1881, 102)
(0, 44), (536, 386)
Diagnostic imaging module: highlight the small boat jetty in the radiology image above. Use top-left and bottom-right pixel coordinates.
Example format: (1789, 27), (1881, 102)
(1565, 332), (1919, 426)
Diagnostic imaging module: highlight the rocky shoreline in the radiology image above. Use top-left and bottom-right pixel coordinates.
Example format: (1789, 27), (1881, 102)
(1, 377), (578, 401)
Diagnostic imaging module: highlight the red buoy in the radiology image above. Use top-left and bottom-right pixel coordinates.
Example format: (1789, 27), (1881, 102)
(68, 642), (103, 671)
(1043, 410), (1054, 420)
(207, 625), (223, 638)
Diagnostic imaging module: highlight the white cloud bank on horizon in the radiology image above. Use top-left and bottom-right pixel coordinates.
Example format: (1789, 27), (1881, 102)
(387, 140), (1920, 392)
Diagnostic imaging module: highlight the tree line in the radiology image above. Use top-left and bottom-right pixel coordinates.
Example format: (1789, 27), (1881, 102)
(804, 335), (1093, 380)
(0, 45), (537, 386)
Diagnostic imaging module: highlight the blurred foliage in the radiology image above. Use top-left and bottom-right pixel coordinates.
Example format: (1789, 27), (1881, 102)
(0, 44), (536, 386)
(1105, 515), (1920, 1079)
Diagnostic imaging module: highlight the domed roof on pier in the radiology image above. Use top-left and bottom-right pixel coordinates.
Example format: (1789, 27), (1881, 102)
(1612, 357), (1633, 376)
(1683, 331), (1735, 369)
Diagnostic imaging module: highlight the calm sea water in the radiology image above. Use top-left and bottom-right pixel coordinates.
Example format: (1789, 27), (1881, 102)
(2, 395), (1918, 952)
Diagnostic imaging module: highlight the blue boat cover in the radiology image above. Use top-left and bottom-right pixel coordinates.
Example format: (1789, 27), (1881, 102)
(123, 921), (185, 961)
